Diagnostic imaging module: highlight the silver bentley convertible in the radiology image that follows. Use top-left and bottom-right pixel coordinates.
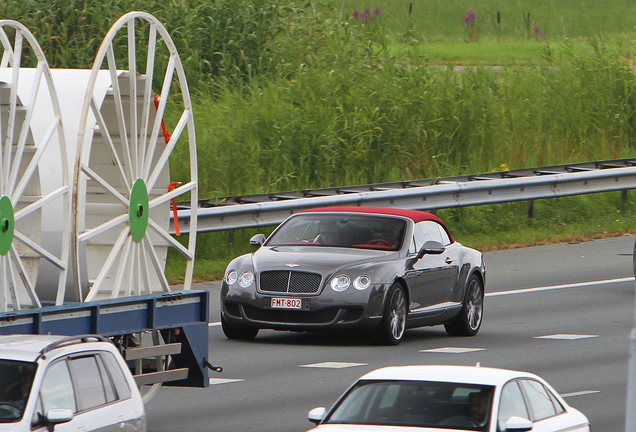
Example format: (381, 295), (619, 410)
(220, 206), (486, 345)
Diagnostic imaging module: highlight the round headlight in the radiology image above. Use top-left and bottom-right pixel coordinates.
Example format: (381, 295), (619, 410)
(330, 274), (350, 292)
(353, 275), (372, 290)
(238, 271), (255, 288)
(226, 270), (238, 285)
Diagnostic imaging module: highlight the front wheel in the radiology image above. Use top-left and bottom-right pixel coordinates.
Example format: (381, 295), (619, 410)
(372, 283), (407, 345)
(445, 274), (483, 336)
(221, 316), (259, 340)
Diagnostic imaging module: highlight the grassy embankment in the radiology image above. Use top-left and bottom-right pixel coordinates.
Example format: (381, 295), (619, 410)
(5, 0), (636, 282)
(172, 0), (636, 282)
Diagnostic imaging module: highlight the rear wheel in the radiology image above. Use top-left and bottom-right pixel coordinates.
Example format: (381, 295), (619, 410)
(445, 274), (483, 336)
(221, 315), (259, 340)
(372, 283), (407, 345)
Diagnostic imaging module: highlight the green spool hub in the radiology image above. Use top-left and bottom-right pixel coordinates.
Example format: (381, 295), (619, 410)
(129, 178), (149, 243)
(0, 196), (14, 256)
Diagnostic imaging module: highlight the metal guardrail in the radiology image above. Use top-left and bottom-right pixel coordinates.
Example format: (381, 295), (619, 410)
(170, 158), (636, 234)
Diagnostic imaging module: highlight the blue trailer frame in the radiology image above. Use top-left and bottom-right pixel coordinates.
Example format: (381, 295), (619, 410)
(0, 290), (211, 388)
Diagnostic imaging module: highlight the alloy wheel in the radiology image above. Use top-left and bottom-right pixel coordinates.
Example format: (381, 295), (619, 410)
(389, 288), (407, 340)
(466, 279), (483, 331)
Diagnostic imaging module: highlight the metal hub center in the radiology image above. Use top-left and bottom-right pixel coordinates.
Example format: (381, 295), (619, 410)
(0, 196), (14, 255)
(129, 179), (149, 243)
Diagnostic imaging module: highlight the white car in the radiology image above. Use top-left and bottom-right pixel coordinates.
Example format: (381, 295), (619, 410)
(0, 334), (145, 432)
(307, 365), (590, 432)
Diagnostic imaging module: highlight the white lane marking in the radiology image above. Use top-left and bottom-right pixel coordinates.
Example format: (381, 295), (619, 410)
(486, 277), (634, 298)
(208, 322), (221, 327)
(535, 334), (598, 340)
(560, 390), (600, 398)
(419, 347), (486, 354)
(209, 378), (244, 385)
(300, 362), (368, 369)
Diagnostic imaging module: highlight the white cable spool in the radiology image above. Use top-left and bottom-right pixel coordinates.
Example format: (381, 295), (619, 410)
(0, 21), (70, 311)
(70, 12), (198, 302)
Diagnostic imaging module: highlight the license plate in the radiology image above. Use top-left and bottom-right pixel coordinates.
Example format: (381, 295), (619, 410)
(270, 297), (302, 309)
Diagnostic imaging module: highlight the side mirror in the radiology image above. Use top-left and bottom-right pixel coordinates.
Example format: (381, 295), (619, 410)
(46, 409), (74, 431)
(250, 234), (266, 247)
(417, 240), (445, 258)
(308, 407), (327, 424)
(504, 416), (533, 432)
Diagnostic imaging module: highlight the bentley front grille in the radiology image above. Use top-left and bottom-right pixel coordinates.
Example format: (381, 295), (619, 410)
(259, 271), (322, 294)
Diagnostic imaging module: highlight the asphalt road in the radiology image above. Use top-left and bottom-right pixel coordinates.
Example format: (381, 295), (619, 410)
(146, 234), (636, 432)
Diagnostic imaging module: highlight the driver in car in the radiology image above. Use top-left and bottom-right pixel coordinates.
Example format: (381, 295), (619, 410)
(379, 221), (403, 249)
(316, 220), (349, 246)
(469, 390), (490, 426)
(437, 389), (491, 430)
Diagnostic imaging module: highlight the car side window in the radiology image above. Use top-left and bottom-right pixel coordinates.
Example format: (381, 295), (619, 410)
(498, 381), (529, 430)
(100, 351), (132, 400)
(437, 224), (452, 246)
(95, 355), (117, 403)
(68, 356), (108, 411)
(519, 380), (563, 420)
(413, 221), (444, 251)
(546, 386), (565, 414)
(40, 360), (77, 413)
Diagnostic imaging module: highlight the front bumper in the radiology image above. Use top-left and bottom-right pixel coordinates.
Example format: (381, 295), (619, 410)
(221, 283), (387, 331)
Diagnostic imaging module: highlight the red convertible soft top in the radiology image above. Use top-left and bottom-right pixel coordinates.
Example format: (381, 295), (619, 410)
(301, 206), (454, 243)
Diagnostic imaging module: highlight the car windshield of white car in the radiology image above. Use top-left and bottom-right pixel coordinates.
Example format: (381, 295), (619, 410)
(0, 360), (37, 422)
(324, 379), (494, 431)
(267, 214), (406, 250)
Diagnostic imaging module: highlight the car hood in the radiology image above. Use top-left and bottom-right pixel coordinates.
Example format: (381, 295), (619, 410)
(308, 425), (468, 432)
(253, 246), (396, 274)
(0, 422), (23, 432)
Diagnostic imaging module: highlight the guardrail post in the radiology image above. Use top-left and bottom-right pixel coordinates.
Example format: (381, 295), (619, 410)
(527, 200), (534, 219)
(622, 190), (628, 203)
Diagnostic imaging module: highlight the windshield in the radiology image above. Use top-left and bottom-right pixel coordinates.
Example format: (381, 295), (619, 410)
(0, 360), (37, 422)
(267, 214), (406, 250)
(325, 380), (494, 431)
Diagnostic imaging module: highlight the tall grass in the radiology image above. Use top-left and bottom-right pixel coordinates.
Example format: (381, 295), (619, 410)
(1, 0), (301, 91)
(193, 38), (636, 197)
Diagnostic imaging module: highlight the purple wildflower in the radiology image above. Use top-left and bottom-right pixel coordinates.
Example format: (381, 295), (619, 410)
(352, 5), (359, 19)
(374, 7), (381, 16)
(462, 11), (482, 42)
(534, 23), (545, 39)
(363, 7), (371, 22)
